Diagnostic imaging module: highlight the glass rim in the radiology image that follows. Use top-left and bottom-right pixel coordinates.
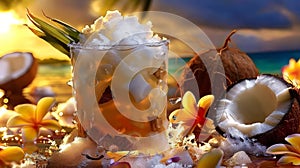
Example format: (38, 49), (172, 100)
(69, 39), (169, 51)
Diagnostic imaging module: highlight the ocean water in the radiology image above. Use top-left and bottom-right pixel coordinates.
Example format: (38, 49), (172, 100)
(169, 50), (300, 75)
(249, 50), (300, 74)
(27, 51), (300, 103)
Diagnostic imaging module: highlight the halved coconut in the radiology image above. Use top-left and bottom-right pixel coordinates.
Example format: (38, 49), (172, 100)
(0, 52), (38, 93)
(215, 74), (300, 146)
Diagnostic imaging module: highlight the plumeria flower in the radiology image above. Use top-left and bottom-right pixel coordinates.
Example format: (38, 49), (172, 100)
(169, 91), (214, 137)
(6, 97), (61, 142)
(0, 146), (24, 167)
(282, 58), (300, 88)
(266, 133), (300, 165)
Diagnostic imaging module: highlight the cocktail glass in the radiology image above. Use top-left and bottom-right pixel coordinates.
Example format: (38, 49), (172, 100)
(70, 40), (169, 154)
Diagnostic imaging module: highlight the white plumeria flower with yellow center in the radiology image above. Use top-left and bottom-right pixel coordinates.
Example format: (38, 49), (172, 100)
(267, 133), (300, 165)
(7, 97), (61, 142)
(169, 91), (215, 137)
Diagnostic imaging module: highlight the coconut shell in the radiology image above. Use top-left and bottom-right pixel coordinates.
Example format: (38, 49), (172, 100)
(181, 31), (259, 99)
(218, 47), (259, 84)
(0, 52), (38, 93)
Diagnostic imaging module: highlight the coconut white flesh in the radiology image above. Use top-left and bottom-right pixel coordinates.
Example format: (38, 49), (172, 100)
(0, 52), (33, 84)
(217, 75), (291, 137)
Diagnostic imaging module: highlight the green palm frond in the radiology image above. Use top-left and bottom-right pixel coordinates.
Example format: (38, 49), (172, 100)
(25, 25), (70, 55)
(26, 9), (81, 57)
(27, 10), (76, 45)
(42, 11), (81, 41)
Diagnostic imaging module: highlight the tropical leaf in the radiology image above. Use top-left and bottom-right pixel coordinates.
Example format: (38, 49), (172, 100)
(27, 9), (75, 45)
(25, 24), (46, 38)
(26, 9), (82, 56)
(25, 24), (70, 55)
(42, 11), (81, 42)
(41, 36), (70, 55)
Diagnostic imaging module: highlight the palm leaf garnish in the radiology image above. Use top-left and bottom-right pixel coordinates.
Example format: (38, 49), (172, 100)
(26, 9), (82, 57)
(39, 35), (70, 56)
(42, 11), (81, 42)
(27, 10), (75, 45)
(25, 24), (70, 55)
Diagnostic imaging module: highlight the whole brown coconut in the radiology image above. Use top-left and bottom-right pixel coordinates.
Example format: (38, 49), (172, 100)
(181, 30), (259, 100)
(215, 74), (300, 146)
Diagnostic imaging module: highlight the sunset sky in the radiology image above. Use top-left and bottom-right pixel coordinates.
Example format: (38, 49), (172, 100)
(0, 0), (299, 60)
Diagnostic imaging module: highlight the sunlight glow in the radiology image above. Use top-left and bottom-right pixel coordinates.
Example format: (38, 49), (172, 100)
(0, 10), (68, 60)
(0, 11), (23, 34)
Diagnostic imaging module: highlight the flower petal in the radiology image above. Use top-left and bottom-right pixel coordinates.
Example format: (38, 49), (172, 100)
(22, 126), (38, 142)
(278, 155), (300, 165)
(36, 97), (55, 122)
(0, 146), (24, 163)
(40, 119), (61, 131)
(169, 109), (195, 125)
(285, 134), (300, 153)
(196, 148), (223, 168)
(14, 104), (36, 120)
(266, 144), (300, 157)
(197, 95), (214, 114)
(182, 91), (197, 117)
(7, 115), (33, 128)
